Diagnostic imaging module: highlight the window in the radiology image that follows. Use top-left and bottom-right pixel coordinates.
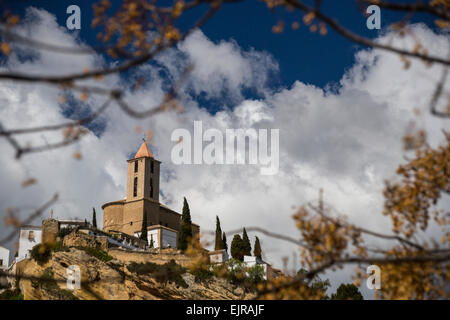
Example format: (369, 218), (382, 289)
(28, 231), (35, 241)
(0, 259), (3, 266)
(150, 178), (153, 198)
(151, 160), (154, 173)
(133, 177), (138, 197)
(134, 161), (138, 173)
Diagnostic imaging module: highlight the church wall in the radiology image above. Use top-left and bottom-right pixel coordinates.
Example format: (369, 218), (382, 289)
(103, 202), (124, 233)
(122, 199), (160, 235)
(159, 206), (180, 230)
(159, 206), (200, 240)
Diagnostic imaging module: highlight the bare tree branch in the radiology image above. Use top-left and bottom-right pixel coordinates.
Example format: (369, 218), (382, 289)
(0, 193), (58, 246)
(285, 0), (450, 66)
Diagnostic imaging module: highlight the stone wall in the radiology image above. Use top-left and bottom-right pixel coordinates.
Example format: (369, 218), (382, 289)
(63, 231), (108, 251)
(102, 201), (124, 233)
(108, 248), (193, 267)
(42, 219), (59, 245)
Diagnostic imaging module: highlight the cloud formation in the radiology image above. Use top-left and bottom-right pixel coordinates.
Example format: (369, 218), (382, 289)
(0, 8), (448, 297)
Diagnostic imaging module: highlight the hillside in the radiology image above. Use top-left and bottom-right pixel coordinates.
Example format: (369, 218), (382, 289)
(14, 247), (255, 300)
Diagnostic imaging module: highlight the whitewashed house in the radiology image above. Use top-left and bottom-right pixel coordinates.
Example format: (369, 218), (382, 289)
(0, 246), (9, 270)
(243, 255), (278, 281)
(134, 225), (177, 249)
(17, 226), (42, 261)
(208, 249), (229, 264)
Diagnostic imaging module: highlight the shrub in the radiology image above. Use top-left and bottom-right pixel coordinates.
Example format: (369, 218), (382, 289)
(38, 268), (78, 300)
(191, 267), (214, 283)
(0, 288), (23, 300)
(31, 243), (52, 264)
(76, 246), (113, 262)
(246, 265), (265, 287)
(213, 259), (266, 292)
(58, 227), (73, 239)
(53, 241), (69, 252)
(127, 259), (188, 288)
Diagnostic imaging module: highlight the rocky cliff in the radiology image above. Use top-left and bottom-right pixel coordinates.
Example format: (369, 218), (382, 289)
(16, 247), (254, 300)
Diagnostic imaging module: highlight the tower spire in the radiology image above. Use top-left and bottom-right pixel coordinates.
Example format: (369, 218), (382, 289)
(134, 139), (153, 159)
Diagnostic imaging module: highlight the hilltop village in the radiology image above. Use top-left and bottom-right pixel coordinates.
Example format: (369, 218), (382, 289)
(0, 141), (281, 299)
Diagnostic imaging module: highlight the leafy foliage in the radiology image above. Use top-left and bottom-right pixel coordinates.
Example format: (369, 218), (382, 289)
(211, 259), (266, 292)
(254, 236), (262, 260)
(30, 243), (52, 264)
(242, 228), (252, 256)
(230, 234), (245, 261)
(139, 209), (148, 245)
(127, 260), (188, 288)
(331, 283), (363, 300)
(0, 288), (23, 300)
(222, 232), (228, 253)
(92, 207), (97, 229)
(58, 227), (73, 239)
(191, 267), (214, 283)
(76, 246), (113, 262)
(215, 216), (225, 251)
(149, 237), (154, 248)
(177, 197), (192, 251)
(37, 268), (78, 300)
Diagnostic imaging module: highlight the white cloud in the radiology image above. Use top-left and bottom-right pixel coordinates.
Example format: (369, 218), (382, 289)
(0, 9), (448, 298)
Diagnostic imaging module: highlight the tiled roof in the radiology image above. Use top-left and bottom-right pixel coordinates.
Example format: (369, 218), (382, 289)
(134, 140), (153, 159)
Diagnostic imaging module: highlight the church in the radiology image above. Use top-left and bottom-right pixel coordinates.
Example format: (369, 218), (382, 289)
(102, 140), (199, 248)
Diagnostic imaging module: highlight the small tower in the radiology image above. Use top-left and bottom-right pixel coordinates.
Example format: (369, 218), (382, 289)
(126, 140), (160, 202)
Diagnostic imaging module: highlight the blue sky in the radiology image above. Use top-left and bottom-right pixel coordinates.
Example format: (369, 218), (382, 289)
(6, 0), (437, 94)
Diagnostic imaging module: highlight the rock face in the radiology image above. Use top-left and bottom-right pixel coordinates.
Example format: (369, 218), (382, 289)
(17, 248), (253, 300)
(108, 248), (193, 267)
(63, 231), (108, 251)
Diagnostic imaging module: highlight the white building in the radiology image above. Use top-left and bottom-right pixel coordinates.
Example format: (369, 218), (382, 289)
(0, 246), (10, 270)
(17, 226), (42, 261)
(243, 255), (278, 281)
(134, 225), (177, 249)
(208, 249), (229, 264)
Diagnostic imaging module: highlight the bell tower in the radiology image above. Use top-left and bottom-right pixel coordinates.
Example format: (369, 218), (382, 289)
(126, 140), (160, 202)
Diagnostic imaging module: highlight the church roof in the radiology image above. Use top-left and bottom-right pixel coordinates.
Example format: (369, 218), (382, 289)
(134, 140), (153, 159)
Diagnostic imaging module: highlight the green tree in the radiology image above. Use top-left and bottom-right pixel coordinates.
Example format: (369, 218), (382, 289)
(177, 197), (192, 251)
(331, 283), (363, 300)
(149, 237), (154, 249)
(297, 269), (331, 299)
(215, 216), (225, 250)
(230, 234), (245, 261)
(92, 207), (97, 229)
(242, 228), (251, 257)
(139, 209), (148, 245)
(222, 232), (228, 253)
(253, 236), (262, 260)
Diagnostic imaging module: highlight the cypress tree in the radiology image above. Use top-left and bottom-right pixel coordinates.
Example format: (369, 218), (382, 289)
(149, 237), (154, 248)
(230, 234), (245, 261)
(140, 209), (148, 245)
(215, 216), (225, 250)
(254, 236), (262, 260)
(92, 208), (97, 229)
(177, 197), (193, 251)
(242, 228), (252, 257)
(222, 232), (228, 252)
